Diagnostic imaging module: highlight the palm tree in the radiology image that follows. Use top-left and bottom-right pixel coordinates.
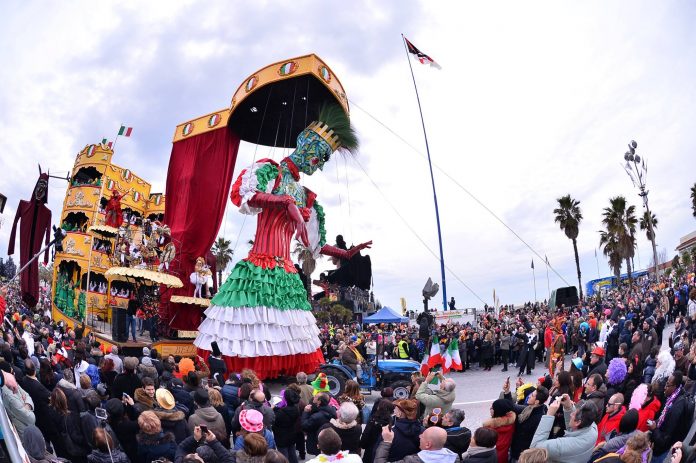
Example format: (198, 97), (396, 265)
(639, 211), (658, 242)
(293, 243), (317, 278)
(601, 196), (638, 286)
(691, 183), (696, 218)
(211, 237), (234, 287)
(553, 195), (584, 299)
(599, 230), (623, 281)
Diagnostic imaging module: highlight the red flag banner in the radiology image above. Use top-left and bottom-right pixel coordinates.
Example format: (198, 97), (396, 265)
(404, 37), (442, 70)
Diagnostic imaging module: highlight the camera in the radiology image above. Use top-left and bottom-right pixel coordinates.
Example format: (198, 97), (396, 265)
(95, 407), (108, 421)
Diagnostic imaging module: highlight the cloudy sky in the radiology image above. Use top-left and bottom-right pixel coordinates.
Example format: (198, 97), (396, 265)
(1, 1), (695, 311)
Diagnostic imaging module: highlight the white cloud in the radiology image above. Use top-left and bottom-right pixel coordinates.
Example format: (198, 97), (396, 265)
(1, 0), (695, 312)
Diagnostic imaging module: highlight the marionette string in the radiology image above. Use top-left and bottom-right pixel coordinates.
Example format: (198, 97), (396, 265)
(349, 99), (572, 288)
(351, 155), (488, 306)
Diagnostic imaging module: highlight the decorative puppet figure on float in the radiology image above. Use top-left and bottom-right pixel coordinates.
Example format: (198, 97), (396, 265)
(194, 104), (372, 379)
(104, 189), (123, 228)
(190, 257), (212, 298)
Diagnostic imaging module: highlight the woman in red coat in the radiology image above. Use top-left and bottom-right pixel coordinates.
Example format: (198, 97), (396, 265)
(482, 399), (516, 463)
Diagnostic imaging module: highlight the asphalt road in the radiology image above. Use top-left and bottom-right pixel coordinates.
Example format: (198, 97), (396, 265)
(267, 324), (674, 431)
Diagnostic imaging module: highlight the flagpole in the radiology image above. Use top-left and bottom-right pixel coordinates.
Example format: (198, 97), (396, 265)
(111, 123), (123, 151)
(401, 33), (448, 311)
(545, 255), (550, 302)
(595, 248), (601, 279)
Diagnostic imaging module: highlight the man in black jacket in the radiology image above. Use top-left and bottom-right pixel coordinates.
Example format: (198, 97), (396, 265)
(441, 408), (471, 457)
(648, 371), (692, 462)
(301, 393), (337, 455)
(583, 346), (607, 381)
(111, 356), (143, 399)
(19, 359), (51, 443)
(503, 383), (549, 461)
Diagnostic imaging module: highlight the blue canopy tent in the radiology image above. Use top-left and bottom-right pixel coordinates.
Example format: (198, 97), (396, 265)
(364, 306), (408, 324)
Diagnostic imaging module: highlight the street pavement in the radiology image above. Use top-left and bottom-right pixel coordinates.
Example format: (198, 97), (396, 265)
(267, 324), (674, 431)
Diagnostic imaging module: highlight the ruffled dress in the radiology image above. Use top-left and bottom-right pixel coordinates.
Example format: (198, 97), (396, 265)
(194, 159), (326, 378)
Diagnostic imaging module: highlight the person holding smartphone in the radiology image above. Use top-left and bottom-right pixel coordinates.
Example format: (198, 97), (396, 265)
(383, 399), (423, 462)
(414, 372), (456, 417)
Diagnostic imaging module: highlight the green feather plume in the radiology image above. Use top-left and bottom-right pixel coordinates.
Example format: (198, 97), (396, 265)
(317, 104), (359, 154)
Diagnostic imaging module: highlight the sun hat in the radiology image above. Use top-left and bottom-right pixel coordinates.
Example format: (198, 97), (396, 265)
(156, 388), (176, 410)
(239, 409), (264, 433)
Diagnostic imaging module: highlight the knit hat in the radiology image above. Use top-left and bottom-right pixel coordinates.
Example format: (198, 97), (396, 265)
(394, 399), (419, 420)
(105, 398), (124, 419)
(156, 388), (176, 410)
(194, 389), (209, 406)
(537, 374), (552, 390)
(311, 373), (330, 394)
(96, 383), (108, 397)
(591, 346), (606, 357)
(491, 399), (514, 418)
(239, 409), (264, 433)
(142, 347), (150, 357)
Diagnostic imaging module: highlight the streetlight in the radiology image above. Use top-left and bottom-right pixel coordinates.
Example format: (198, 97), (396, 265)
(622, 140), (660, 278)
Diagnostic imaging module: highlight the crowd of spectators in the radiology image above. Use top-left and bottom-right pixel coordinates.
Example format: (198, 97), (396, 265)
(0, 271), (693, 463)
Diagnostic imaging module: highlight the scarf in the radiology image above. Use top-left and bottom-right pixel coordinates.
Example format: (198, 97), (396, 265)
(657, 385), (682, 427)
(518, 404), (540, 423)
(349, 346), (364, 363)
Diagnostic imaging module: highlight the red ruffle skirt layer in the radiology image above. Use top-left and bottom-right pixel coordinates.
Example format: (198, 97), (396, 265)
(197, 347), (324, 380)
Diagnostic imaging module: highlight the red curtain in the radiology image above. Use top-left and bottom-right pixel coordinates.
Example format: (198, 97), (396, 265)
(163, 128), (240, 330)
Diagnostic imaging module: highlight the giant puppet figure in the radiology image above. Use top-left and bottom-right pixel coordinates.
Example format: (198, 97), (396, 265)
(194, 105), (371, 379)
(7, 173), (52, 307)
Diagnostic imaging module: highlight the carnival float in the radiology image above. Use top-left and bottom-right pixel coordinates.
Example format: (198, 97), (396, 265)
(47, 54), (373, 370)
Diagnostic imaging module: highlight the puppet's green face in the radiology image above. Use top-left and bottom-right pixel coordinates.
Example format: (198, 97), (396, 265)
(290, 129), (332, 175)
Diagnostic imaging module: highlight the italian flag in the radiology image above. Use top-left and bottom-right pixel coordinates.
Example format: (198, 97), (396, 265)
(118, 125), (133, 137)
(427, 335), (442, 368)
(442, 340), (462, 373)
(420, 353), (430, 376)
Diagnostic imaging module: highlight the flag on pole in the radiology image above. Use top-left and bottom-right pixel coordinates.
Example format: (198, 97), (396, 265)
(442, 343), (453, 373)
(531, 260), (535, 269)
(118, 125), (133, 137)
(442, 339), (462, 373)
(420, 352), (430, 376)
(449, 339), (462, 371)
(404, 37), (442, 69)
(427, 335), (442, 367)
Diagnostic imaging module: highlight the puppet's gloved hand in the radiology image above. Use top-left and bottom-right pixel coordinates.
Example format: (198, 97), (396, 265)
(287, 204), (309, 246)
